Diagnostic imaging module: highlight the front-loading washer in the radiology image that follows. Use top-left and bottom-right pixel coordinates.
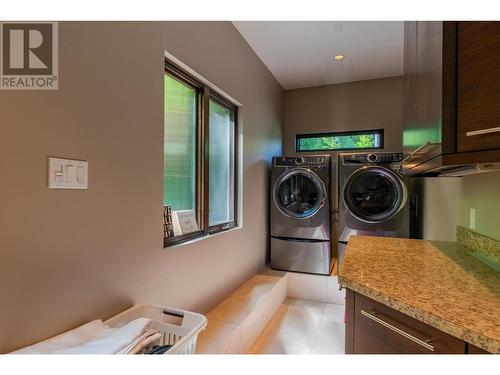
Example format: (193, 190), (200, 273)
(270, 155), (333, 275)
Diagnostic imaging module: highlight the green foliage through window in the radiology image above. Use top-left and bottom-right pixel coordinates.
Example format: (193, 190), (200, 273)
(208, 99), (235, 227)
(296, 130), (383, 152)
(164, 74), (197, 211)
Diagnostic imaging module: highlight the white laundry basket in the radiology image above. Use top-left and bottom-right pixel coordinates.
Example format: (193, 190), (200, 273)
(105, 304), (207, 354)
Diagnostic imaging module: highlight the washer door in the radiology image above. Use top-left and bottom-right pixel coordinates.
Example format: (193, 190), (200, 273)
(343, 166), (407, 223)
(274, 168), (326, 219)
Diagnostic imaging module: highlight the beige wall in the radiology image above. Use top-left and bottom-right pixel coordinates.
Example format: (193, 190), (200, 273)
(457, 172), (500, 241)
(0, 22), (283, 353)
(283, 76), (404, 155)
(410, 177), (463, 241)
(412, 171), (500, 242)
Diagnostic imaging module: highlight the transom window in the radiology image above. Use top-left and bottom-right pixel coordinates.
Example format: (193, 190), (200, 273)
(163, 59), (238, 247)
(296, 129), (384, 152)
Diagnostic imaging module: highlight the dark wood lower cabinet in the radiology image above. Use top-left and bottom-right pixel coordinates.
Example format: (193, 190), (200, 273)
(467, 344), (490, 354)
(345, 289), (490, 354)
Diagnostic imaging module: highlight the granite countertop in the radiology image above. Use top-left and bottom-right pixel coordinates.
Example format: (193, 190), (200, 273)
(339, 235), (500, 353)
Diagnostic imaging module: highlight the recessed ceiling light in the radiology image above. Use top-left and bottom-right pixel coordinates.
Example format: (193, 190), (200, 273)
(333, 54), (345, 61)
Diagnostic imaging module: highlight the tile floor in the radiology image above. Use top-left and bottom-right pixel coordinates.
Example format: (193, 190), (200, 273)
(249, 297), (345, 354)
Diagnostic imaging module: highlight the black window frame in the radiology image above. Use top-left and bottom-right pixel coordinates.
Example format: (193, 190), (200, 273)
(164, 59), (239, 248)
(295, 129), (384, 152)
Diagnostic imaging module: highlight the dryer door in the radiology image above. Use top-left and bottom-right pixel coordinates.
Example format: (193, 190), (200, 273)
(273, 168), (326, 220)
(343, 166), (407, 223)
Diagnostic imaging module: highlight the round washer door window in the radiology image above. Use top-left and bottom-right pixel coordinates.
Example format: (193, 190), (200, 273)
(343, 166), (407, 223)
(274, 168), (325, 219)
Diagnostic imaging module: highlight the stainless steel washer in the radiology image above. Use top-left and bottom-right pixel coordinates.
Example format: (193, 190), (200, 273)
(270, 155), (332, 275)
(338, 152), (409, 268)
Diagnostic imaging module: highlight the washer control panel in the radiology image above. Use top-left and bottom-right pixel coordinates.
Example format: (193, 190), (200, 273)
(274, 155), (329, 167)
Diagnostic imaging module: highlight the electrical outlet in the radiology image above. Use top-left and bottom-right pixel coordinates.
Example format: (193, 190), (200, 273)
(469, 208), (476, 230)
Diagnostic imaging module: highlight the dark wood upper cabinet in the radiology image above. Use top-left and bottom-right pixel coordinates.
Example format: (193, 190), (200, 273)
(457, 22), (500, 153)
(402, 21), (500, 175)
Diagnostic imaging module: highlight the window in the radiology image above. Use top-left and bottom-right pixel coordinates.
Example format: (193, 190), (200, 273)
(296, 129), (384, 152)
(209, 98), (236, 229)
(164, 74), (197, 215)
(163, 59), (238, 247)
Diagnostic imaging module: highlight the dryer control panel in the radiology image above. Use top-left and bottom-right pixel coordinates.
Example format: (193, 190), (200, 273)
(274, 156), (329, 167)
(341, 152), (403, 165)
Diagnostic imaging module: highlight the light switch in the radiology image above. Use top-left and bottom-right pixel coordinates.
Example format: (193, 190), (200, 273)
(49, 157), (88, 189)
(76, 166), (85, 183)
(66, 165), (76, 182)
(54, 165), (64, 183)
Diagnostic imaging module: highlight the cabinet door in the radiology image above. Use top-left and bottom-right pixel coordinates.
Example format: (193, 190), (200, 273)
(416, 22), (443, 150)
(402, 22), (443, 172)
(403, 22), (418, 160)
(352, 292), (465, 354)
(468, 344), (491, 354)
(457, 22), (500, 152)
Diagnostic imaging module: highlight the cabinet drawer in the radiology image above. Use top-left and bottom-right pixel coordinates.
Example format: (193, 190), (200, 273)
(457, 22), (500, 152)
(353, 293), (465, 354)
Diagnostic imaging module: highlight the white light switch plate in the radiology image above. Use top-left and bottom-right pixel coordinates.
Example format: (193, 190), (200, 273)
(48, 157), (88, 189)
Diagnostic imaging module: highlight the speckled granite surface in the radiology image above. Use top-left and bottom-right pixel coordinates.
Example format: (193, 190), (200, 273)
(339, 236), (500, 353)
(457, 226), (500, 264)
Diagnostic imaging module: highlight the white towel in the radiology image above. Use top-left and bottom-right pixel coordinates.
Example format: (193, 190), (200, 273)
(119, 330), (162, 354)
(51, 318), (154, 354)
(12, 320), (114, 354)
(12, 318), (156, 354)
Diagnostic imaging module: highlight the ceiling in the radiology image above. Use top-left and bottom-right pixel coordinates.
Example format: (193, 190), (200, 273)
(232, 21), (404, 90)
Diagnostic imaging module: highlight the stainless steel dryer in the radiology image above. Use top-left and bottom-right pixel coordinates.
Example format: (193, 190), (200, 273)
(270, 155), (332, 275)
(338, 152), (409, 268)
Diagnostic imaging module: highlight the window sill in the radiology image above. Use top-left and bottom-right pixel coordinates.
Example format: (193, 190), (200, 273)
(164, 225), (242, 250)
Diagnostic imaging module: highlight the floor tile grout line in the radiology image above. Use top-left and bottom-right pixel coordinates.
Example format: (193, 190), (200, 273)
(312, 303), (345, 354)
(250, 298), (323, 354)
(247, 304), (286, 352)
(249, 298), (346, 354)
(308, 302), (327, 354)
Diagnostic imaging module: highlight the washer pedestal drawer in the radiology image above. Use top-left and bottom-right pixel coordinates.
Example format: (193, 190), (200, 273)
(270, 237), (331, 275)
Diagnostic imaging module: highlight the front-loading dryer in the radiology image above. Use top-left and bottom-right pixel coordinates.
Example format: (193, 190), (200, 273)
(270, 155), (332, 275)
(338, 152), (409, 268)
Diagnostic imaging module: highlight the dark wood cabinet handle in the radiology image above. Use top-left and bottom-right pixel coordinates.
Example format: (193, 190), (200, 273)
(361, 310), (435, 351)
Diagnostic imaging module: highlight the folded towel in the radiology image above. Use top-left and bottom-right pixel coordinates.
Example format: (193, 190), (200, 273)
(12, 320), (114, 354)
(50, 318), (154, 354)
(120, 330), (162, 354)
(12, 317), (156, 354)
